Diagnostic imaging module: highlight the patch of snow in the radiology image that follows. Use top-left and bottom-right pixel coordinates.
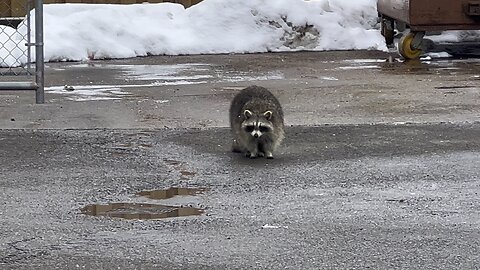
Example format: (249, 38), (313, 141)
(221, 71), (284, 82)
(344, 59), (386, 63)
(336, 65), (380, 70)
(262, 224), (288, 229)
(155, 100), (170, 104)
(154, 80), (207, 85)
(424, 52), (452, 58)
(46, 84), (130, 101)
(111, 64), (213, 81)
(320, 76), (339, 81)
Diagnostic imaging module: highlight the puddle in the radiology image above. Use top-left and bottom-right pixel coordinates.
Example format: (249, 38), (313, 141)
(334, 57), (480, 76)
(48, 63), (284, 102)
(113, 64), (283, 83)
(381, 57), (480, 75)
(137, 187), (206, 200)
(81, 203), (203, 220)
(112, 64), (213, 82)
(82, 187), (206, 220)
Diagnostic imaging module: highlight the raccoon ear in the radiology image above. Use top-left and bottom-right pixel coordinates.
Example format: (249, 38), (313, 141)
(244, 110), (253, 119)
(263, 111), (273, 120)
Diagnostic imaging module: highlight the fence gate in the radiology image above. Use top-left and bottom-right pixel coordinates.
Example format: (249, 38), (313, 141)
(0, 0), (44, 104)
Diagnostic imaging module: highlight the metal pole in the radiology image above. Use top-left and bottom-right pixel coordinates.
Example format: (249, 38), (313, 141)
(0, 82), (38, 90)
(35, 0), (44, 104)
(26, 0), (32, 72)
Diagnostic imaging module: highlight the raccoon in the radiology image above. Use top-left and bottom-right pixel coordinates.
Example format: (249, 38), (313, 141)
(229, 85), (285, 159)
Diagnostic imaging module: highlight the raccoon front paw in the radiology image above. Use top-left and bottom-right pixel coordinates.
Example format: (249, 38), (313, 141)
(265, 152), (274, 159)
(246, 151), (257, 159)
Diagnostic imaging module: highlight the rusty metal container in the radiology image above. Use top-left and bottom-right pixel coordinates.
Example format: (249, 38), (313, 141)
(378, 0), (480, 31)
(378, 0), (480, 59)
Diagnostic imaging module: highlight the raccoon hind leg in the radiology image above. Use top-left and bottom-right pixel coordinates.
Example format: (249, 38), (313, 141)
(231, 139), (242, 153)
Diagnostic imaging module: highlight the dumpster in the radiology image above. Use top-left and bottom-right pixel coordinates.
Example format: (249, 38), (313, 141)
(378, 0), (480, 59)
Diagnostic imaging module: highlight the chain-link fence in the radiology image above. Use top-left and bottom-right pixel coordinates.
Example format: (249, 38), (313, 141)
(0, 0), (44, 104)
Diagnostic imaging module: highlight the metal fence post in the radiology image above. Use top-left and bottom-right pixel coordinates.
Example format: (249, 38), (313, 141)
(35, 0), (44, 104)
(0, 0), (44, 104)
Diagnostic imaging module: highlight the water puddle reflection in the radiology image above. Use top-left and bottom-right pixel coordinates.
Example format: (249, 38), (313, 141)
(82, 187), (206, 220)
(137, 187), (206, 200)
(81, 203), (203, 220)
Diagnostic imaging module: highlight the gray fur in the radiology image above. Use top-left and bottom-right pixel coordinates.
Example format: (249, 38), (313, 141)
(229, 85), (285, 159)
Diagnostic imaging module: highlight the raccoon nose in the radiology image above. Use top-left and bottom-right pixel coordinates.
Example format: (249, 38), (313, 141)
(253, 133), (259, 138)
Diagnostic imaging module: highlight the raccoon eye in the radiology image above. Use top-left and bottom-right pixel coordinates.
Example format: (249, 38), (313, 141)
(245, 126), (254, 133)
(259, 126), (270, 133)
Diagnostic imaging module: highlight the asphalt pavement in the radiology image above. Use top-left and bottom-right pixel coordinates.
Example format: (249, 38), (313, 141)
(1, 50), (480, 269)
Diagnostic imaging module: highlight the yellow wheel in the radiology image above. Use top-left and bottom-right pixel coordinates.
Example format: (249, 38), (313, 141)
(398, 32), (422, 60)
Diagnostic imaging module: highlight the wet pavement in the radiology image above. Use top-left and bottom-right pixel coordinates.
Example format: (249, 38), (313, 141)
(1, 50), (480, 128)
(1, 51), (480, 269)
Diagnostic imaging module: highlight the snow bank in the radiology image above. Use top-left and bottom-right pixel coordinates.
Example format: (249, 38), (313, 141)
(427, 30), (480, 43)
(0, 25), (26, 67)
(1, 0), (386, 66)
(2, 0), (478, 67)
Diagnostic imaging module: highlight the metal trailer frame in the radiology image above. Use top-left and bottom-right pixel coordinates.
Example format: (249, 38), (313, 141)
(378, 0), (480, 32)
(378, 0), (480, 59)
(0, 0), (44, 104)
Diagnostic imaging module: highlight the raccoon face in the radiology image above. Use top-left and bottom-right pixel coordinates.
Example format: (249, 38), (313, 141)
(241, 110), (274, 138)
